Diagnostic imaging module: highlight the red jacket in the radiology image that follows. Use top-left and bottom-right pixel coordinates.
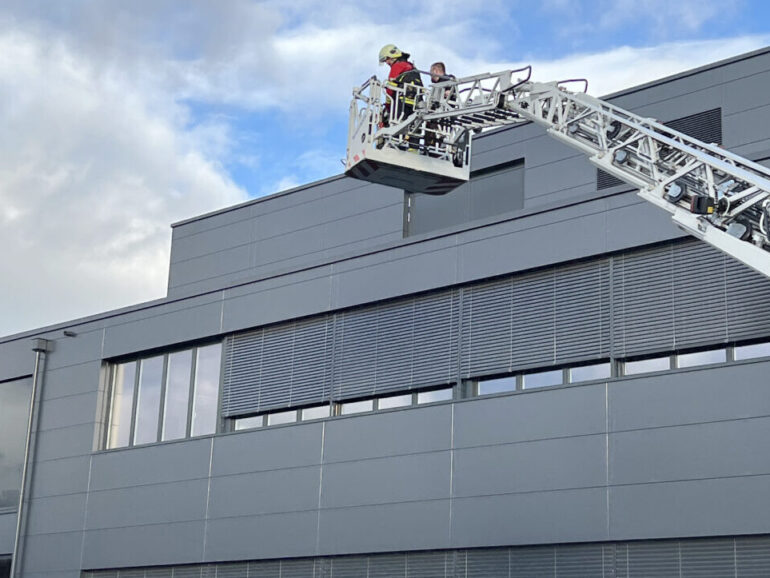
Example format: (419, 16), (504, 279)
(386, 60), (416, 100)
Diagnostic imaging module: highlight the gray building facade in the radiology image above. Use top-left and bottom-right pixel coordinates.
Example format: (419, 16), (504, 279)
(1, 48), (770, 577)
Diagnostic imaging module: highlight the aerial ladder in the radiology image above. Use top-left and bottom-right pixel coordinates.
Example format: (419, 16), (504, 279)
(345, 66), (770, 279)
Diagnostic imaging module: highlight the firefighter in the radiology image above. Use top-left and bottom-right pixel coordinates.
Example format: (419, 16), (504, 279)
(378, 44), (423, 125)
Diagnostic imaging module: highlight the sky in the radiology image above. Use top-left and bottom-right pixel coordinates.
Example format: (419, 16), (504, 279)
(1, 0), (770, 337)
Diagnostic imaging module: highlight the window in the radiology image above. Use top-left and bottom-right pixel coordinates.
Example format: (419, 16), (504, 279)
(301, 405), (330, 420)
(417, 388), (453, 404)
(191, 344), (222, 437)
(377, 393), (412, 409)
(133, 356), (163, 445)
(0, 377), (32, 510)
(677, 348), (726, 368)
(267, 410), (297, 425)
(341, 399), (374, 415)
(234, 415), (264, 431)
(478, 376), (517, 395)
(106, 362), (136, 449)
(162, 350), (192, 441)
(522, 369), (563, 389)
(106, 342), (222, 449)
(734, 341), (770, 361)
(569, 362), (611, 383)
(624, 356), (671, 376)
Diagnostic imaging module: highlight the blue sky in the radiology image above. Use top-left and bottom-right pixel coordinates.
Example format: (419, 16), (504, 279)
(1, 0), (770, 336)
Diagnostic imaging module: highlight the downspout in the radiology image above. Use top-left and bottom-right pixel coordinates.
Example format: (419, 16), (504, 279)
(10, 338), (52, 578)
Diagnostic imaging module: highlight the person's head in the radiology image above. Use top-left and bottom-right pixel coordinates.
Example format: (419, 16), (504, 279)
(379, 44), (409, 66)
(430, 62), (446, 82)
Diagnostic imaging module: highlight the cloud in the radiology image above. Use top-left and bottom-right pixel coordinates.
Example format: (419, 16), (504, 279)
(0, 0), (767, 339)
(0, 26), (247, 336)
(539, 0), (741, 41)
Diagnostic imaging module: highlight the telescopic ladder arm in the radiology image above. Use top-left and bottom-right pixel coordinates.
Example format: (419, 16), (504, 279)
(346, 69), (770, 279)
(506, 81), (770, 278)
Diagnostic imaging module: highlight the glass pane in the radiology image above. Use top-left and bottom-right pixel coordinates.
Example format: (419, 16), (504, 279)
(677, 349), (726, 368)
(734, 341), (770, 361)
(191, 344), (222, 437)
(378, 394), (412, 409)
(0, 378), (32, 508)
(624, 356), (670, 375)
(522, 369), (563, 389)
(234, 415), (264, 430)
(301, 405), (330, 420)
(133, 356), (164, 445)
(162, 350), (192, 441)
(267, 410), (297, 425)
(107, 362), (136, 449)
(341, 399), (373, 415)
(417, 388), (453, 404)
(570, 363), (611, 383)
(478, 376), (517, 395)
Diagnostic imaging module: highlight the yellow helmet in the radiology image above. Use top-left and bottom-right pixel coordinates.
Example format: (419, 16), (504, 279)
(379, 44), (406, 63)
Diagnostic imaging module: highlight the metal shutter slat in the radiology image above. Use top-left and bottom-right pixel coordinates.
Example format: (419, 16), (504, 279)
(681, 538), (735, 577)
(369, 554), (407, 577)
(626, 540), (679, 577)
(406, 550), (448, 577)
(465, 548), (509, 577)
(510, 546), (555, 577)
(555, 543), (605, 577)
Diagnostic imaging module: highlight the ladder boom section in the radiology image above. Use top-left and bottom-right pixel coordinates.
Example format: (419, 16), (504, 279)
(506, 82), (770, 277)
(346, 70), (770, 277)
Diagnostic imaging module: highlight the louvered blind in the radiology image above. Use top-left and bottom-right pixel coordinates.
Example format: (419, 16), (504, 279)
(221, 316), (333, 416)
(555, 544), (606, 577)
(461, 260), (610, 378)
(680, 538), (736, 577)
(623, 541), (680, 577)
(332, 290), (459, 401)
(220, 238), (769, 416)
(612, 244), (676, 357)
(465, 548), (509, 577)
(726, 257), (770, 341)
(598, 108), (722, 190)
(81, 535), (770, 577)
(330, 557), (368, 578)
(460, 277), (513, 377)
(406, 551), (448, 577)
(737, 535), (770, 575)
(612, 239), (770, 357)
(369, 554), (407, 577)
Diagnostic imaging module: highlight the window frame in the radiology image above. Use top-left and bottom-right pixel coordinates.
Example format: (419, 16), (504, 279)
(103, 341), (224, 450)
